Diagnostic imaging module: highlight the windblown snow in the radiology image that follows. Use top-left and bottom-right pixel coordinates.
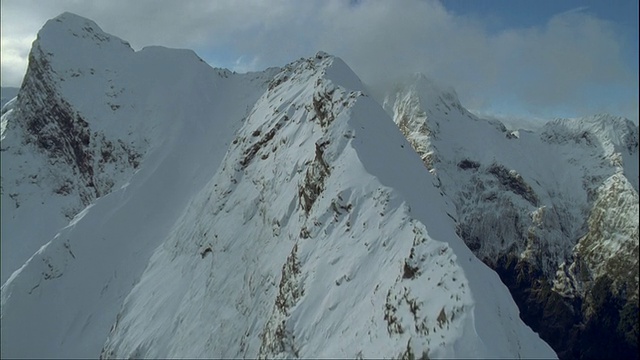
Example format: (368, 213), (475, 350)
(0, 13), (558, 359)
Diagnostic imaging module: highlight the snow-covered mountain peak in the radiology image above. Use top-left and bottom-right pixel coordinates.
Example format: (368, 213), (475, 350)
(266, 51), (364, 95)
(40, 12), (132, 51)
(384, 74), (468, 121)
(35, 12), (133, 72)
(2, 14), (556, 358)
(0, 12), (275, 284)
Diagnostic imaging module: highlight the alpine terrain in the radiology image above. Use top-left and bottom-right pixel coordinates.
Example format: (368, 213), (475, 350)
(382, 75), (639, 359)
(0, 12), (632, 359)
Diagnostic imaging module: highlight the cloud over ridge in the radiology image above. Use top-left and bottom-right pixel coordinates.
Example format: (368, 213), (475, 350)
(1, 0), (637, 123)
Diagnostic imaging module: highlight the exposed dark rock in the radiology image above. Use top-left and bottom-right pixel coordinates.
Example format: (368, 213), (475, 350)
(487, 163), (539, 206)
(384, 289), (404, 335)
(493, 254), (579, 359)
(578, 276), (638, 360)
(312, 87), (336, 128)
(11, 36), (142, 213)
(20, 47), (97, 203)
(456, 159), (480, 170)
(267, 75), (288, 91)
(298, 140), (331, 215)
(241, 122), (282, 168)
(258, 243), (302, 358)
(199, 247), (212, 259)
(402, 259), (419, 280)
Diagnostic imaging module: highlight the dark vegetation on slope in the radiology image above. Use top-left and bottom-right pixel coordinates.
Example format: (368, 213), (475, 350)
(494, 255), (639, 360)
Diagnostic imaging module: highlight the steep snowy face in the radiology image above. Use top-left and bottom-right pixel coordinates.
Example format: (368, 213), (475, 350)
(99, 53), (554, 359)
(0, 12), (274, 284)
(384, 76), (639, 358)
(1, 13), (139, 283)
(1, 13), (277, 358)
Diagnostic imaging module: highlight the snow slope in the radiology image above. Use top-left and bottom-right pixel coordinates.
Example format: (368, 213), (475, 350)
(1, 14), (555, 359)
(1, 12), (275, 357)
(99, 53), (554, 359)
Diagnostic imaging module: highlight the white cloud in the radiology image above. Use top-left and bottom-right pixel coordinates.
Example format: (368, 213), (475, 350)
(0, 0), (637, 123)
(0, 36), (32, 86)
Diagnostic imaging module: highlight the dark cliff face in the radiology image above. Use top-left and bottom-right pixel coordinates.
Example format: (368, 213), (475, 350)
(460, 171), (638, 360)
(20, 46), (95, 202)
(493, 256), (638, 360)
(14, 39), (141, 209)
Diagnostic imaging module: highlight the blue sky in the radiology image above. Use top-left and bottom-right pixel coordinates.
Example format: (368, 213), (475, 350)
(441, 0), (638, 121)
(444, 0), (638, 72)
(1, 0), (638, 125)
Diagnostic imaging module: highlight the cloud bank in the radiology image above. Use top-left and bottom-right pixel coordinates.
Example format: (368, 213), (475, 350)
(1, 0), (637, 123)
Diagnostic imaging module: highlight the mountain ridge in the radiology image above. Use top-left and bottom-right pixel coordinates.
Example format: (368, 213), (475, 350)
(97, 49), (554, 359)
(0, 13), (559, 359)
